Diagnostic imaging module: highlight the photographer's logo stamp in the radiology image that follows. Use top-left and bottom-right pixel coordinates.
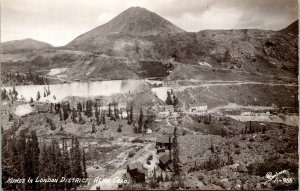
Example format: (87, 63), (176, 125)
(264, 170), (293, 185)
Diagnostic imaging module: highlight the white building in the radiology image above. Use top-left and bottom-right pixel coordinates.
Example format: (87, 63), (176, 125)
(158, 111), (170, 118)
(189, 103), (208, 115)
(241, 112), (256, 116)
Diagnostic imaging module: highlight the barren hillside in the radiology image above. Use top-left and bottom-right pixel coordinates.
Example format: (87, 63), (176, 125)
(1, 38), (53, 54)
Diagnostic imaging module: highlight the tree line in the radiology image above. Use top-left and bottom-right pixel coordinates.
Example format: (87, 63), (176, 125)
(2, 71), (49, 86)
(2, 130), (87, 190)
(1, 87), (18, 101)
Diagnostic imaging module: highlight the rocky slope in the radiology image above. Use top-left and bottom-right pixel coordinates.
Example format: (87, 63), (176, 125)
(280, 20), (298, 35)
(1, 7), (298, 81)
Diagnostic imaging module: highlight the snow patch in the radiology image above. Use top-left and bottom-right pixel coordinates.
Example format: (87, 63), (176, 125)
(15, 104), (33, 116)
(48, 68), (68, 76)
(198, 61), (212, 67)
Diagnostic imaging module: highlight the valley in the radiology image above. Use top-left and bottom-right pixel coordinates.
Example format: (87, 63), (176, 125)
(1, 5), (298, 191)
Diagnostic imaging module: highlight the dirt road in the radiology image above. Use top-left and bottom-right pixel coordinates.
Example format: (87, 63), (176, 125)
(166, 117), (201, 135)
(151, 80), (297, 101)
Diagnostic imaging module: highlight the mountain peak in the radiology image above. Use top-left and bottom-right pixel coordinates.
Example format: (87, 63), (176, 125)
(67, 6), (185, 48)
(126, 6), (147, 11)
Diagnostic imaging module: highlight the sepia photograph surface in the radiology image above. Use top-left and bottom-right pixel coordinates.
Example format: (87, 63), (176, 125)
(1, 0), (299, 190)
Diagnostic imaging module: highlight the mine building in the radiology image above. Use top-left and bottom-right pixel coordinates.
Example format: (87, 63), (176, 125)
(156, 136), (172, 152)
(188, 103), (208, 115)
(126, 162), (147, 183)
(158, 153), (174, 171)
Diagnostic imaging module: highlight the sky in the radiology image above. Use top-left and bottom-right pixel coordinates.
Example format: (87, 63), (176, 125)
(1, 0), (298, 46)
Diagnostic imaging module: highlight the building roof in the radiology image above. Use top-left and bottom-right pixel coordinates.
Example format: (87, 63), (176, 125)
(156, 136), (172, 144)
(128, 162), (143, 171)
(159, 153), (171, 165)
(189, 103), (207, 107)
(127, 162), (147, 174)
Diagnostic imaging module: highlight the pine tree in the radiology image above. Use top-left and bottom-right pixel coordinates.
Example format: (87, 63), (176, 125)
(63, 107), (69, 121)
(95, 109), (100, 125)
(63, 141), (73, 190)
(30, 131), (40, 190)
(127, 105), (133, 125)
(77, 102), (82, 112)
(36, 91), (41, 101)
(23, 137), (33, 190)
(153, 167), (157, 180)
(86, 100), (92, 117)
(39, 143), (48, 190)
(92, 123), (96, 133)
(173, 96), (179, 106)
(78, 111), (83, 124)
(138, 108), (143, 133)
(102, 111), (106, 125)
(47, 85), (50, 96)
(72, 108), (77, 123)
(108, 103), (112, 117)
(130, 106), (133, 121)
(82, 148), (88, 179)
(2, 135), (17, 190)
(114, 106), (119, 119)
(8, 112), (13, 121)
(172, 127), (180, 177)
(59, 109), (63, 121)
(50, 140), (62, 190)
(16, 130), (26, 181)
(166, 91), (173, 105)
(72, 138), (83, 188)
(117, 124), (122, 132)
(50, 103), (53, 113)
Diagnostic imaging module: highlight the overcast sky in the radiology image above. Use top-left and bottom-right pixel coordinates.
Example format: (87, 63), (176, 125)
(2, 0), (298, 46)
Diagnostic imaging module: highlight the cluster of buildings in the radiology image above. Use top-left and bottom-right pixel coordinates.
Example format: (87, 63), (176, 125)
(122, 135), (174, 184)
(157, 103), (208, 118)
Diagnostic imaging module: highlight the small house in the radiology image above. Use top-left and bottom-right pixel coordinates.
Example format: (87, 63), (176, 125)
(127, 162), (147, 183)
(188, 103), (208, 115)
(156, 136), (172, 151)
(158, 153), (174, 171)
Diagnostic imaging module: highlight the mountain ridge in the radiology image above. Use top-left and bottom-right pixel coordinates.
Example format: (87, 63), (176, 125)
(1, 38), (53, 54)
(280, 20), (298, 35)
(1, 7), (298, 83)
